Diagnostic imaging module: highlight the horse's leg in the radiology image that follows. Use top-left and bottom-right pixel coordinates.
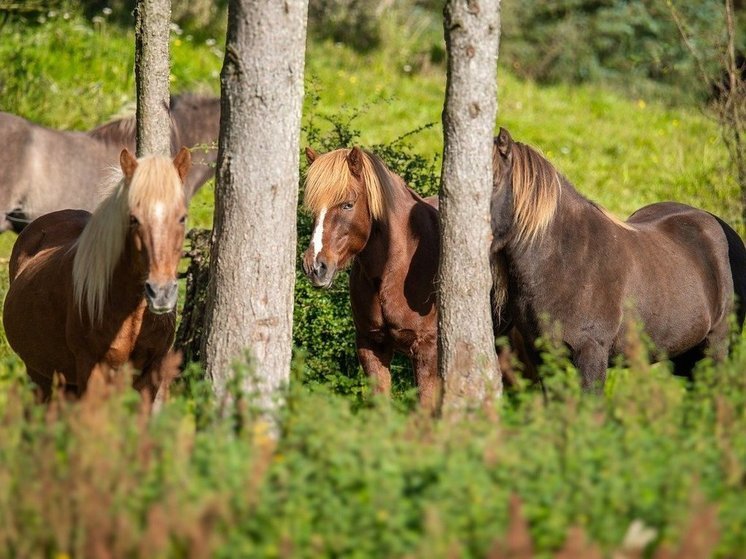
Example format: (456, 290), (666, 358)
(573, 340), (608, 393)
(413, 340), (441, 413)
(26, 368), (52, 402)
(133, 365), (160, 402)
(356, 336), (394, 397)
(706, 317), (731, 364)
(670, 348), (703, 380)
(74, 355), (97, 397)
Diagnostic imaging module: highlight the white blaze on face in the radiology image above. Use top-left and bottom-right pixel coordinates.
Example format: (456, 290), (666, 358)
(312, 207), (327, 262)
(152, 202), (166, 222)
(149, 202), (167, 249)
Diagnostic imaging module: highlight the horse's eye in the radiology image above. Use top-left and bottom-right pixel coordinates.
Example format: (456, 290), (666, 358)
(129, 215), (139, 226)
(179, 214), (187, 224)
(342, 202), (354, 211)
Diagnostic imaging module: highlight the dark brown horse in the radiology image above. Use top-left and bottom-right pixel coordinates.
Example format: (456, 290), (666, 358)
(3, 148), (192, 399)
(0, 94), (218, 231)
(301, 147), (441, 410)
(490, 127), (746, 390)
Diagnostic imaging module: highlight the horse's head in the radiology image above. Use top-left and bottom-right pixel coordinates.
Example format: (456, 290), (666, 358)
(491, 127), (561, 251)
(301, 146), (378, 288)
(491, 127), (515, 253)
(121, 147), (191, 314)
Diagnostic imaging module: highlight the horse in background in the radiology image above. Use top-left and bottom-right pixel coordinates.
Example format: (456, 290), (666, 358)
(3, 148), (192, 399)
(490, 127), (746, 390)
(301, 146), (441, 411)
(0, 93), (218, 231)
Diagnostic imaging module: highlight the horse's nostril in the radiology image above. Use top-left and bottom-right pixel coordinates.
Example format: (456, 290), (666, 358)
(144, 281), (157, 299)
(318, 261), (327, 273)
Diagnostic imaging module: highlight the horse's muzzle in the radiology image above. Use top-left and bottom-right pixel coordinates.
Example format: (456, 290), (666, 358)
(145, 280), (178, 314)
(302, 256), (335, 288)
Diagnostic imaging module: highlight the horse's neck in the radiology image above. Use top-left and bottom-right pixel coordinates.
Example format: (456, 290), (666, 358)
(505, 184), (618, 297)
(358, 186), (435, 279)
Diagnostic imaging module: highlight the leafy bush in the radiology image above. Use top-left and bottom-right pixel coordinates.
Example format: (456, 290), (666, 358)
(308, 0), (384, 52)
(500, 0), (730, 99)
(2, 338), (746, 557)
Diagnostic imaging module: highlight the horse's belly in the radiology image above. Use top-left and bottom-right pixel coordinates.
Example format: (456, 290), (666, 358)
(3, 272), (76, 378)
(636, 297), (712, 357)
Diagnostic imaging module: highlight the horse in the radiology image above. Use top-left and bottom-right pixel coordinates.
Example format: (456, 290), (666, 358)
(2, 147), (192, 399)
(490, 127), (746, 391)
(0, 93), (218, 232)
(301, 146), (441, 410)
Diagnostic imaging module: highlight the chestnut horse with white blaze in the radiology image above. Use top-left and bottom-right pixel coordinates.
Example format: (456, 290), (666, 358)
(301, 146), (441, 410)
(3, 148), (192, 399)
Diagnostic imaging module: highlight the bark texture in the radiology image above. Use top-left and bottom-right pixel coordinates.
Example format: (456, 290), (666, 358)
(134, 0), (172, 157)
(438, 0), (502, 411)
(175, 228), (211, 365)
(202, 0), (308, 407)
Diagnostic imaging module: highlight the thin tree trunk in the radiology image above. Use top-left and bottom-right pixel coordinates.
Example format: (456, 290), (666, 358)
(202, 0), (308, 410)
(438, 0), (502, 412)
(724, 0), (746, 223)
(134, 0), (172, 157)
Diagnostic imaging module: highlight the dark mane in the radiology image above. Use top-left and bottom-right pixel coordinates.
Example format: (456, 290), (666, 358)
(87, 115), (137, 146)
(87, 111), (179, 151)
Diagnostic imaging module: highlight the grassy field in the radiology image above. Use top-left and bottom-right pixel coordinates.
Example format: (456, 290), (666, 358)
(1, 6), (746, 558)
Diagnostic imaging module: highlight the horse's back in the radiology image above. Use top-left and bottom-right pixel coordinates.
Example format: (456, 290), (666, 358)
(9, 209), (89, 282)
(0, 111), (118, 225)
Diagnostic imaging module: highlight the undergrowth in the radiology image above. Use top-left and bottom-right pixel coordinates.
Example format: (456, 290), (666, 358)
(1, 336), (745, 557)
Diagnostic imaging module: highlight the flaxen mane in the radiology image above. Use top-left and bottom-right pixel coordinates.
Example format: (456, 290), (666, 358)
(509, 142), (563, 245)
(303, 149), (396, 220)
(509, 142), (632, 244)
(72, 156), (185, 324)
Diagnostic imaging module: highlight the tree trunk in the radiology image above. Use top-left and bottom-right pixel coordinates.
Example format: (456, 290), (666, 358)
(202, 0), (308, 409)
(175, 228), (212, 365)
(134, 0), (172, 157)
(438, 0), (502, 412)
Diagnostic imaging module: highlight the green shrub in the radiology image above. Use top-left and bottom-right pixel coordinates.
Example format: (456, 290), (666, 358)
(500, 0), (730, 100)
(2, 344), (746, 557)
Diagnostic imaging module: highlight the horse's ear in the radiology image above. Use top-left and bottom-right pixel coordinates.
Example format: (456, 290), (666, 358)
(496, 128), (513, 157)
(305, 147), (318, 164)
(173, 146), (192, 184)
(347, 146), (364, 178)
(120, 148), (138, 180)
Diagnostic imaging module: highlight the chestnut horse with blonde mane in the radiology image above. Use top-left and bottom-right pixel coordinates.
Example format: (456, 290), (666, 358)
(301, 147), (441, 410)
(3, 148), (192, 399)
(490, 127), (746, 390)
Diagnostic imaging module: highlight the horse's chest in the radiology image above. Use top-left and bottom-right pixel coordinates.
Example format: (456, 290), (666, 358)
(374, 296), (431, 354)
(103, 311), (168, 367)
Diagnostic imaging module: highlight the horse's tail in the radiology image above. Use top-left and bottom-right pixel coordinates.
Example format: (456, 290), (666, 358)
(712, 214), (746, 331)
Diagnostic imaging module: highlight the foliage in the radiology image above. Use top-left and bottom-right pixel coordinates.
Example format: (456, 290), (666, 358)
(308, 0), (384, 52)
(1, 341), (746, 557)
(500, 0), (731, 100)
(308, 0), (444, 74)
